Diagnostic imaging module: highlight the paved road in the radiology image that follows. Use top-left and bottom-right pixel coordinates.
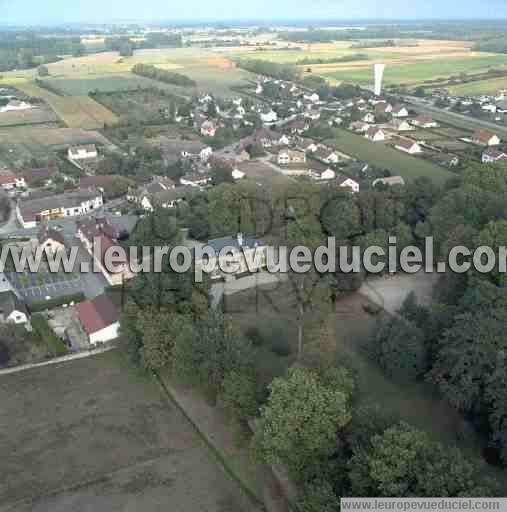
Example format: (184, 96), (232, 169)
(402, 95), (507, 136)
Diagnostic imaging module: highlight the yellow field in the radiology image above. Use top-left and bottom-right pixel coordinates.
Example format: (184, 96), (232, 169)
(15, 82), (118, 129)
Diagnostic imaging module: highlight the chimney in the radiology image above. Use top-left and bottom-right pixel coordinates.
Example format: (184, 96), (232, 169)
(237, 232), (244, 247)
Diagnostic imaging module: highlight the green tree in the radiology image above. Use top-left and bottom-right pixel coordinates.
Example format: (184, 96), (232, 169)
(295, 480), (340, 512)
(254, 366), (352, 480)
(370, 317), (427, 379)
(349, 423), (492, 496)
(172, 308), (253, 401)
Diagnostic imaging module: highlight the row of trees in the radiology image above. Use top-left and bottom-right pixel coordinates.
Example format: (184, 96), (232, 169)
(131, 63), (196, 87)
(235, 58), (300, 81)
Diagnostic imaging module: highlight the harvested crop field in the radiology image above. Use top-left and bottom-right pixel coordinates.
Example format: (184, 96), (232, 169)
(0, 107), (58, 127)
(0, 126), (111, 148)
(14, 82), (118, 129)
(0, 351), (257, 512)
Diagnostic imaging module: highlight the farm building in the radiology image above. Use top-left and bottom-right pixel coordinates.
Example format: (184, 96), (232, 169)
(373, 176), (406, 187)
(17, 188), (103, 229)
(68, 144), (98, 160)
(76, 294), (119, 345)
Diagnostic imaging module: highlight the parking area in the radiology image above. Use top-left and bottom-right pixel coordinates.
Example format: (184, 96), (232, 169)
(6, 269), (82, 303)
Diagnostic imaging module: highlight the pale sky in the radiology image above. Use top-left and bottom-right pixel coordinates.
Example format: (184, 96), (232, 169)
(1, 0), (507, 25)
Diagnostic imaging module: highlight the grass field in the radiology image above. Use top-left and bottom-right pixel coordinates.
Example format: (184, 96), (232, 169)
(448, 76), (507, 96)
(329, 128), (456, 184)
(15, 82), (118, 129)
(316, 55), (507, 86)
(0, 351), (256, 512)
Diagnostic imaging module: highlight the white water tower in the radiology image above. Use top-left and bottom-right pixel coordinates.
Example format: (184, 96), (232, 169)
(374, 63), (385, 96)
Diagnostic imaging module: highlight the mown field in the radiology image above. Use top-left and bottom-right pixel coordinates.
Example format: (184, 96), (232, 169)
(15, 81), (118, 129)
(0, 351), (256, 512)
(329, 128), (456, 184)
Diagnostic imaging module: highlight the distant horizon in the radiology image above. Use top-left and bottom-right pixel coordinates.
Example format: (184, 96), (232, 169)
(2, 0), (507, 28)
(2, 18), (507, 30)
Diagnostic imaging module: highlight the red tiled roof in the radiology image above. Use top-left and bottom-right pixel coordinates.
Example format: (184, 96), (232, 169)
(77, 294), (119, 335)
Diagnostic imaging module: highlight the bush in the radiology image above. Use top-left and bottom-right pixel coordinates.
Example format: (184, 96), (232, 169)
(0, 341), (10, 367)
(245, 325), (264, 346)
(257, 322), (291, 356)
(31, 314), (67, 357)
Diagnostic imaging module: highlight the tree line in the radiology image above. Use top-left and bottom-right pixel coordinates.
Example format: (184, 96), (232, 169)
(131, 63), (196, 87)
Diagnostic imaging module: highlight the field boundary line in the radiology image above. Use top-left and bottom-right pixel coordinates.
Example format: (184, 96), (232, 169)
(154, 372), (268, 512)
(0, 345), (114, 377)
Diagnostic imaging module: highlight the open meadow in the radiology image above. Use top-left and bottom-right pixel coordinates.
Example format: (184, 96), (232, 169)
(329, 128), (456, 183)
(0, 351), (257, 512)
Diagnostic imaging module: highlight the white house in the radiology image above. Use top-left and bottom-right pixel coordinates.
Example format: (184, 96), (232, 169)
(482, 148), (507, 163)
(277, 149), (306, 166)
(390, 119), (412, 132)
(337, 176), (360, 193)
(68, 144), (98, 160)
(362, 112), (375, 123)
(0, 290), (29, 327)
(411, 115), (438, 128)
(232, 168), (246, 180)
(365, 126), (386, 142)
(260, 109), (278, 123)
(304, 93), (320, 103)
(309, 163), (336, 181)
(392, 105), (409, 118)
(76, 294), (119, 345)
(395, 138), (422, 154)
